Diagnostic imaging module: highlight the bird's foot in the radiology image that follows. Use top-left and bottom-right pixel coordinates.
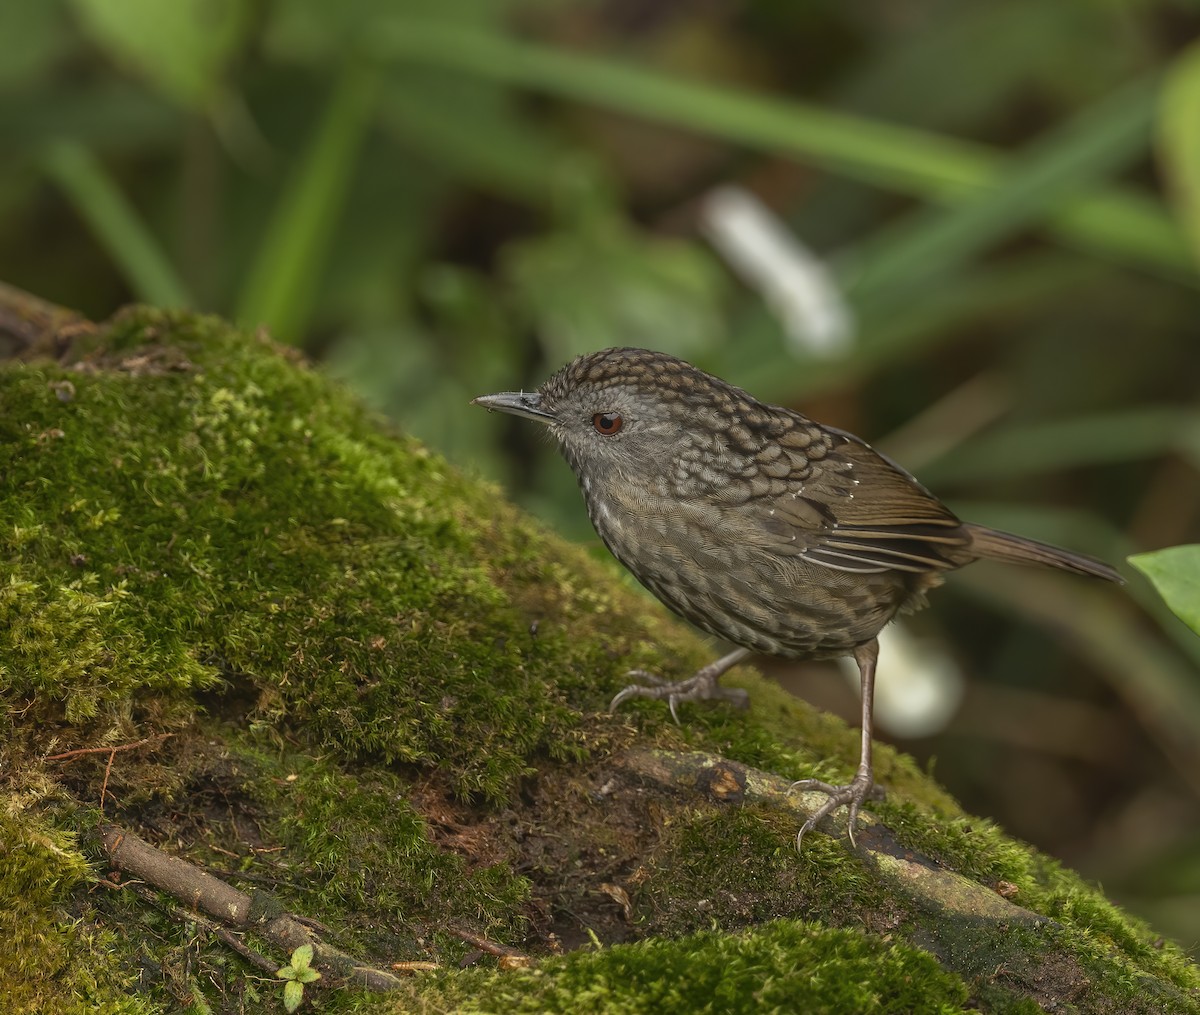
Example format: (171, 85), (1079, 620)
(610, 665), (750, 724)
(789, 772), (884, 849)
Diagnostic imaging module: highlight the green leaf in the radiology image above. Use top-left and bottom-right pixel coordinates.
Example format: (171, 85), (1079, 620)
(282, 978), (303, 1013)
(290, 943), (314, 972)
(1159, 39), (1200, 271)
(71, 0), (251, 108)
(235, 63), (380, 343)
(1129, 546), (1200, 637)
(40, 139), (192, 307)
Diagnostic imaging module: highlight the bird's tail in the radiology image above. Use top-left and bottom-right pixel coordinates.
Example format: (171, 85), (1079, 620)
(964, 524), (1123, 584)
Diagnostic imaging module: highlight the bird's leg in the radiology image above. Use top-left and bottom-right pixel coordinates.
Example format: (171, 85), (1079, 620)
(792, 638), (881, 848)
(610, 647), (752, 724)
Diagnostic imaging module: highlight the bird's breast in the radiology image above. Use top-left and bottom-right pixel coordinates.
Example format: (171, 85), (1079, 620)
(575, 481), (912, 659)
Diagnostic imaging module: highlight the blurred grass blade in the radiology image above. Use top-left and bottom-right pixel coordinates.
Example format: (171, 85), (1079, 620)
(958, 568), (1200, 798)
(0, 84), (178, 149)
(71, 0), (251, 109)
(378, 76), (563, 206)
(370, 22), (1192, 282)
(1158, 39), (1200, 271)
(1053, 187), (1190, 278)
(847, 75), (1158, 308)
(40, 139), (192, 307)
(236, 63), (378, 343)
(366, 22), (1000, 193)
(726, 254), (1097, 402)
(919, 406), (1196, 485)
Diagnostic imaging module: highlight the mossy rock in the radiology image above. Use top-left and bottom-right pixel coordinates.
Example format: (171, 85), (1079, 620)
(1, 296), (1197, 1014)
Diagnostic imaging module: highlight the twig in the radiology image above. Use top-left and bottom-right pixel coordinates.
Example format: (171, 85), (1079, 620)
(101, 824), (405, 994)
(213, 928), (279, 975)
(392, 961), (441, 974)
(46, 733), (174, 813)
(100, 750), (116, 811)
(44, 733), (174, 763)
(123, 877), (280, 975)
(450, 927), (529, 960)
(45, 734), (174, 813)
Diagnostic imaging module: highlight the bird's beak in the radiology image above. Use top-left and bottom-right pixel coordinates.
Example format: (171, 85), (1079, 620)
(471, 391), (555, 424)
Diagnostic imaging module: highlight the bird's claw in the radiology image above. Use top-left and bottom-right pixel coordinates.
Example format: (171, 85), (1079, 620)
(620, 668), (671, 688)
(609, 669), (750, 724)
(790, 774), (882, 849)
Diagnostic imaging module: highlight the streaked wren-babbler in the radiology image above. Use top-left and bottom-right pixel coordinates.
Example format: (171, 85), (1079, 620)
(474, 348), (1120, 845)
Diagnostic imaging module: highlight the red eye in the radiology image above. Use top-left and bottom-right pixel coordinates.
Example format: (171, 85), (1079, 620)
(592, 412), (623, 435)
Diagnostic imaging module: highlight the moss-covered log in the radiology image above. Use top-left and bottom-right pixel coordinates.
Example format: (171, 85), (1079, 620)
(1, 288), (1197, 1014)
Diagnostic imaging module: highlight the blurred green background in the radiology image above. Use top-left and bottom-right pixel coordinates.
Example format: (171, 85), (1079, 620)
(3, 0), (1199, 953)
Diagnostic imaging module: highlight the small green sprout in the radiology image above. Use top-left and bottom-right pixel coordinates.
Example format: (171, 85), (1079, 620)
(276, 943), (321, 1012)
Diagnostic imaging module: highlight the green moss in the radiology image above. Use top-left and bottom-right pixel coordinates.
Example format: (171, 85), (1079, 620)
(882, 806), (1200, 1006)
(382, 920), (973, 1014)
(0, 810), (160, 1015)
(0, 567), (213, 725)
(0, 308), (660, 799)
(968, 989), (1047, 1015)
(3, 305), (1198, 1013)
(257, 748), (532, 951)
(635, 806), (888, 938)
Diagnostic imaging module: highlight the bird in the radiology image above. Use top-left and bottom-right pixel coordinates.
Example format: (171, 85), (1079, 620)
(472, 348), (1122, 846)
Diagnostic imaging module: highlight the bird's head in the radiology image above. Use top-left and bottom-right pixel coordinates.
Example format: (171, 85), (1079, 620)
(472, 348), (750, 492)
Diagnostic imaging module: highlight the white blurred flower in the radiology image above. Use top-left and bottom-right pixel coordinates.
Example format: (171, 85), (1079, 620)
(838, 622), (965, 738)
(700, 185), (852, 356)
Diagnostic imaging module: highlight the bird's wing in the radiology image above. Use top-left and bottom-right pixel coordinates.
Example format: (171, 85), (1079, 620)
(745, 424), (972, 574)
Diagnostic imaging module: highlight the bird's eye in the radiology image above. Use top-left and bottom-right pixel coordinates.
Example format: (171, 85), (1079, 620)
(592, 412), (624, 436)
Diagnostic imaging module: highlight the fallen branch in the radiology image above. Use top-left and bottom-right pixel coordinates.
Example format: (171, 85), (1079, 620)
(614, 748), (1044, 925)
(124, 879), (280, 976)
(451, 927), (533, 969)
(0, 281), (89, 360)
(100, 824), (406, 994)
